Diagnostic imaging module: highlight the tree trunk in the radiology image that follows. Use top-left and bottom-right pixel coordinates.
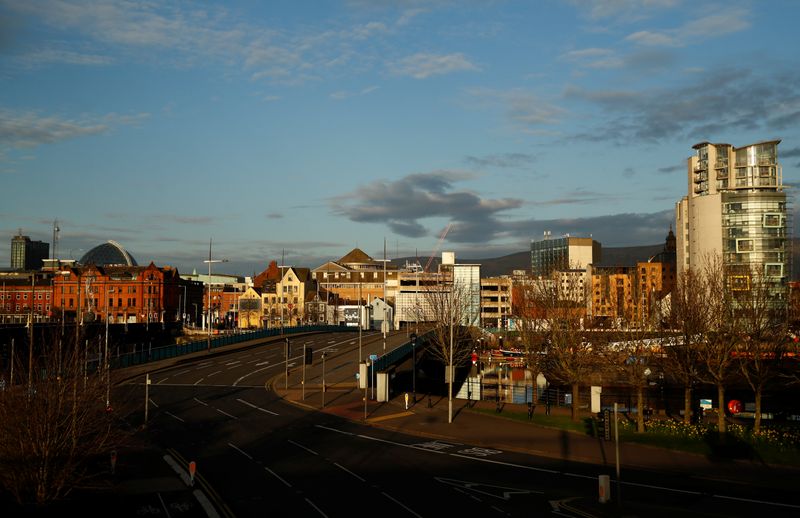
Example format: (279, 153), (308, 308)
(717, 383), (726, 434)
(636, 385), (645, 433)
(571, 383), (580, 422)
(683, 385), (692, 425)
(754, 386), (762, 434)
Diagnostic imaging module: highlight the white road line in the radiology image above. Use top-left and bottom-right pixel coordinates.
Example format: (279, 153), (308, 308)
(228, 442), (252, 460)
(175, 369), (193, 376)
(304, 497), (328, 517)
(233, 365), (278, 386)
(156, 492), (171, 518)
(156, 378), (169, 384)
(334, 462), (365, 482)
(215, 408), (237, 419)
(561, 471), (595, 480)
(448, 454), (560, 474)
(193, 378), (204, 385)
(255, 361), (270, 366)
(315, 425), (353, 435)
(236, 398), (279, 415)
(165, 411), (184, 423)
(148, 399), (159, 408)
(622, 480), (702, 495)
(712, 494), (800, 509)
(193, 398), (208, 406)
(288, 439), (318, 456)
(207, 370), (222, 377)
(225, 360), (241, 366)
(381, 491), (422, 518)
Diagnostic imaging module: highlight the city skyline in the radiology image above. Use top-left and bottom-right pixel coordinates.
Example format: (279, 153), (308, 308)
(1, 0), (799, 276)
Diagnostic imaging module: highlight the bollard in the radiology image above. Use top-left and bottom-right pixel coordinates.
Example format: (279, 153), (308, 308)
(598, 474), (611, 503)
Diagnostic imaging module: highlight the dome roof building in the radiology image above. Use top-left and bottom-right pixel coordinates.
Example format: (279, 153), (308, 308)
(80, 240), (138, 267)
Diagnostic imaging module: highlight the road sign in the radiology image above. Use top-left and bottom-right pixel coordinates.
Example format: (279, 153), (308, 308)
(369, 354), (378, 361)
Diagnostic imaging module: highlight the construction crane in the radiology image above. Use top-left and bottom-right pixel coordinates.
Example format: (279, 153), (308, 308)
(424, 222), (452, 272)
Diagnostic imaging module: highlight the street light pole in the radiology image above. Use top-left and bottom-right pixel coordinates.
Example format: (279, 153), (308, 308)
(203, 238), (228, 353)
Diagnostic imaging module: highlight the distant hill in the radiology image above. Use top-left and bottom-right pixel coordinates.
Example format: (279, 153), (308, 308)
(390, 239), (799, 280)
(390, 244), (667, 278)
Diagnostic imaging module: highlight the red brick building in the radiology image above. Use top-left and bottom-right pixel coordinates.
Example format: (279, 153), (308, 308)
(50, 263), (202, 324)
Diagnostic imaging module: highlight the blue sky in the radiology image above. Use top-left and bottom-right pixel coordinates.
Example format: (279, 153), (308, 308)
(1, 0), (798, 276)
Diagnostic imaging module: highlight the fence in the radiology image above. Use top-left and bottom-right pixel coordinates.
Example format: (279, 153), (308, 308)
(109, 324), (350, 370)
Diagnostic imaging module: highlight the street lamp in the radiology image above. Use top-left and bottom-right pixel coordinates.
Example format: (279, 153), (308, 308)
(203, 238), (228, 353)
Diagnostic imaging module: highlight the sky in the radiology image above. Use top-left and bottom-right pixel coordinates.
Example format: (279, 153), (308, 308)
(1, 0), (799, 277)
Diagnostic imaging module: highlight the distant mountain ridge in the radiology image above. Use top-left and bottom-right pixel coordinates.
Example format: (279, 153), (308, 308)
(390, 244), (667, 278)
(390, 239), (799, 280)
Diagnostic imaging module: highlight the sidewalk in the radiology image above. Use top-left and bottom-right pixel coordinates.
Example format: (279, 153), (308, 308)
(274, 376), (800, 517)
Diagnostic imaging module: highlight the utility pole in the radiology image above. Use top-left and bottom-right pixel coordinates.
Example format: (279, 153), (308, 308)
(204, 238), (227, 353)
(28, 273), (34, 396)
(383, 238), (387, 352)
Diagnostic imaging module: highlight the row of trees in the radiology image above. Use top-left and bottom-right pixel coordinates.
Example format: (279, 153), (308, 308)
(513, 255), (796, 434)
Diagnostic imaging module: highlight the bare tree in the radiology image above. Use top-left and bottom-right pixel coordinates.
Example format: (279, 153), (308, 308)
(521, 271), (596, 422)
(695, 256), (740, 434)
(663, 268), (709, 425)
(511, 278), (549, 405)
(412, 270), (479, 423)
(733, 267), (788, 433)
(602, 302), (661, 433)
(0, 329), (131, 505)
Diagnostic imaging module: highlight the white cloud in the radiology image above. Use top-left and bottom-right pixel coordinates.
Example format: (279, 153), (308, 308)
(625, 8), (750, 47)
(390, 52), (479, 79)
(0, 108), (149, 152)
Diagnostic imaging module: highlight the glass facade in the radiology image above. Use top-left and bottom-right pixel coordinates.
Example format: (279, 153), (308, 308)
(531, 237), (568, 278)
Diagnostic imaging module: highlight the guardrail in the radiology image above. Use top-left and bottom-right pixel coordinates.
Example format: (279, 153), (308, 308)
(109, 324), (352, 369)
(370, 330), (433, 372)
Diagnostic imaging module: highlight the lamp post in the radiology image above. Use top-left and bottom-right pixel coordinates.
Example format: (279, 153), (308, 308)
(105, 287), (113, 408)
(321, 352), (327, 408)
(203, 238), (228, 353)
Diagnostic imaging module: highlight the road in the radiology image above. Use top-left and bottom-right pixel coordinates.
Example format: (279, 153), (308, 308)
(112, 330), (800, 518)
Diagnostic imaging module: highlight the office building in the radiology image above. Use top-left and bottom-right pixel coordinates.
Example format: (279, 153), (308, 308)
(10, 232), (49, 270)
(531, 234), (601, 278)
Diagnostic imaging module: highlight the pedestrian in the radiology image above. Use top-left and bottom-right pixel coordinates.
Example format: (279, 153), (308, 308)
(528, 401), (534, 420)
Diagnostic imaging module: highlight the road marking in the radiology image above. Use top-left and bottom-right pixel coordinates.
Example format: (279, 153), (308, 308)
(315, 425), (353, 435)
(712, 494), (800, 509)
(194, 378), (205, 385)
(255, 361), (270, 366)
(228, 442), (252, 460)
(236, 398), (279, 415)
(304, 497), (328, 517)
(436, 477), (542, 500)
(216, 408), (238, 419)
(193, 397), (208, 406)
(288, 439), (318, 456)
(165, 411), (184, 423)
(622, 480), (701, 495)
(175, 369), (193, 376)
(233, 365), (277, 386)
(449, 454), (560, 474)
(334, 462), (365, 482)
(207, 370), (222, 377)
(381, 491), (422, 518)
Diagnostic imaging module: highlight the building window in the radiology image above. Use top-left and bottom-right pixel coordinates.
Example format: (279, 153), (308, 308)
(736, 239), (753, 253)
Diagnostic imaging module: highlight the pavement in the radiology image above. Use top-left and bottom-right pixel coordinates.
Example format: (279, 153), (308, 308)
(8, 332), (799, 518)
(272, 375), (800, 518)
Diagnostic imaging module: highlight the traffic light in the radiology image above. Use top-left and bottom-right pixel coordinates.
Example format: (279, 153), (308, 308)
(410, 333), (417, 348)
(304, 346), (313, 365)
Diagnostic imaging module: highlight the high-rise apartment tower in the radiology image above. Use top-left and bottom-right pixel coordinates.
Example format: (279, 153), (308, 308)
(675, 140), (789, 312)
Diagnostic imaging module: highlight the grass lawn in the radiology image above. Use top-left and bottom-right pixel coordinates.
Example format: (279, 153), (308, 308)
(469, 405), (800, 466)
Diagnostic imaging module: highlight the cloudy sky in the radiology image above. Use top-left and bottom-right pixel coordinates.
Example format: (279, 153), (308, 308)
(1, 0), (798, 275)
